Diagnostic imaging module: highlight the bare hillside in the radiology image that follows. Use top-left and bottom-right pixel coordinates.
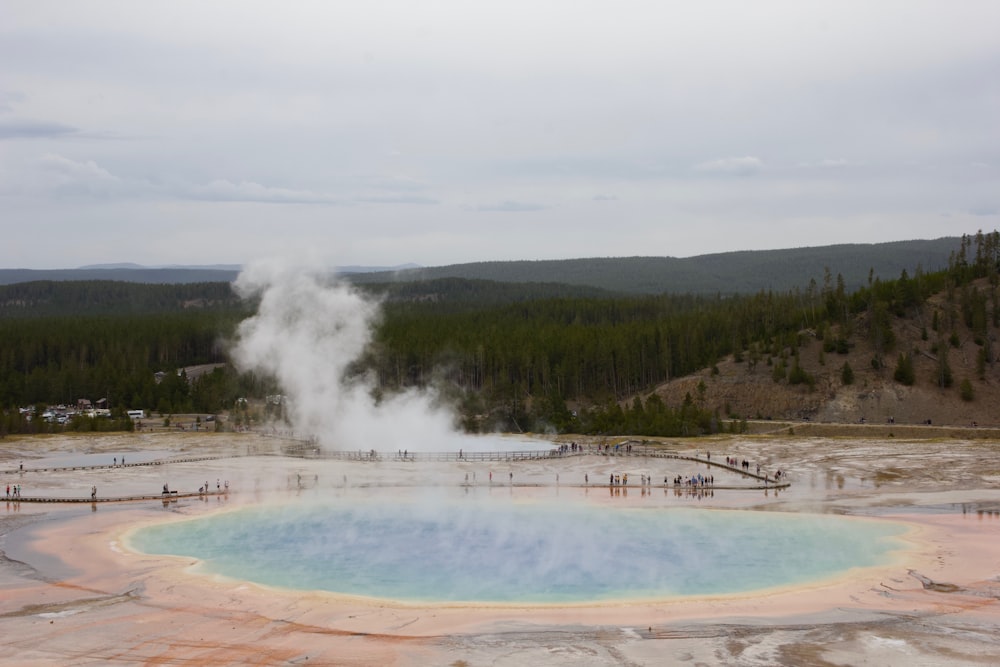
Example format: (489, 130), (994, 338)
(650, 281), (999, 429)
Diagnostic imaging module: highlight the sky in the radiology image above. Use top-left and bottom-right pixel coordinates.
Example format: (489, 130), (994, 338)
(1, 0), (998, 270)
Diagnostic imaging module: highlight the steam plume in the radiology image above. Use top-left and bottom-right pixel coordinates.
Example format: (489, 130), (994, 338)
(231, 260), (464, 451)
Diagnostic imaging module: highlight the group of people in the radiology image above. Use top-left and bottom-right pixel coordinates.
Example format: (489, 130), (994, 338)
(609, 472), (654, 486)
(197, 479), (229, 494)
(602, 442), (635, 454)
(5, 483), (22, 499)
(606, 472), (716, 487)
(672, 473), (713, 487)
(720, 454), (785, 482)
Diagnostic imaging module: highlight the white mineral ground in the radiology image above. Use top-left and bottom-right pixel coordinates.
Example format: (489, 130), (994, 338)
(2, 430), (999, 666)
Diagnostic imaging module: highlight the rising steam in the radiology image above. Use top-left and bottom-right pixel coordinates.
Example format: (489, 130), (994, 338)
(230, 260), (464, 451)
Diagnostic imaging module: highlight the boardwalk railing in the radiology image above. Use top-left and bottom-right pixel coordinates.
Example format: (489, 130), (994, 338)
(3, 455), (236, 476)
(279, 440), (788, 486)
(280, 443), (573, 463)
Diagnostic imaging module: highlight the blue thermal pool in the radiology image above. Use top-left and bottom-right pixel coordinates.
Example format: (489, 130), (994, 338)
(131, 499), (908, 603)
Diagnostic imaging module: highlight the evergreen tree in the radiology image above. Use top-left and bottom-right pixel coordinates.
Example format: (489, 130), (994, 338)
(841, 361), (855, 385)
(935, 346), (954, 388)
(960, 378), (975, 402)
(893, 353), (915, 385)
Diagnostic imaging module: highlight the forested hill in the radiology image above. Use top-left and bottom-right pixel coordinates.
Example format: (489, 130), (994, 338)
(0, 281), (244, 317)
(348, 238), (959, 295)
(0, 278), (618, 318)
(0, 237), (958, 295)
(0, 267), (241, 286)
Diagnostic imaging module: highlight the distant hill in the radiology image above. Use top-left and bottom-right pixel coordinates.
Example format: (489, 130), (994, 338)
(0, 263), (421, 286)
(0, 267), (242, 286)
(348, 238), (960, 295)
(0, 238), (960, 294)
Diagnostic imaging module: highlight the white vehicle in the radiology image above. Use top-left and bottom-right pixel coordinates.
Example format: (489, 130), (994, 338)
(126, 409), (146, 420)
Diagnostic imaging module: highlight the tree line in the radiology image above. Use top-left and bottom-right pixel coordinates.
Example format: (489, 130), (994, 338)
(1, 232), (995, 438)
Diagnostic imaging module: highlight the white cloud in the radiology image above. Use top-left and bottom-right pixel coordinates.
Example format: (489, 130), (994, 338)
(694, 156), (764, 176)
(36, 153), (122, 195)
(355, 195), (439, 205)
(367, 174), (430, 192)
(473, 200), (546, 212)
(188, 179), (340, 204)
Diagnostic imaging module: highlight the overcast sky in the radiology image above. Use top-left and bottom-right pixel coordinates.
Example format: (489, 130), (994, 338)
(2, 1), (998, 269)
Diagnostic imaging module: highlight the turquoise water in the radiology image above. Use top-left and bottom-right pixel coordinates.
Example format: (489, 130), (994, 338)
(132, 499), (907, 603)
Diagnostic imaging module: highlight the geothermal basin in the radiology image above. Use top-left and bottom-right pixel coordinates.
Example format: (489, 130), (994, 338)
(2, 430), (1000, 666)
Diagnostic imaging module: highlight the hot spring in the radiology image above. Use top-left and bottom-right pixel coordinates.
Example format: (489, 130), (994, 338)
(131, 495), (908, 604)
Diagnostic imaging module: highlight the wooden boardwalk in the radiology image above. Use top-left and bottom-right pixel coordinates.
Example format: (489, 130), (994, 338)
(3, 455), (233, 476)
(3, 439), (789, 504)
(6, 491), (229, 504)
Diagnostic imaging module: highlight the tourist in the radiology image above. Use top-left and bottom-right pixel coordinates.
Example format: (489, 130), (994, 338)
(5, 484), (9, 499)
(91, 485), (97, 500)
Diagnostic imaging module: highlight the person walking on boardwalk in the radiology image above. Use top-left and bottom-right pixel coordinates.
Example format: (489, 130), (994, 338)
(91, 485), (97, 500)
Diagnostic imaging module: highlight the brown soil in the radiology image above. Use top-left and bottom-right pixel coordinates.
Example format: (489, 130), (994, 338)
(651, 282), (1000, 429)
